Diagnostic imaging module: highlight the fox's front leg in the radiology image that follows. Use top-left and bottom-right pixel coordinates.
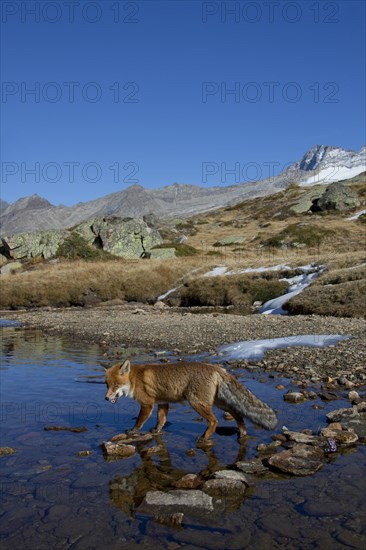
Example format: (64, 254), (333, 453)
(127, 403), (154, 434)
(151, 404), (169, 434)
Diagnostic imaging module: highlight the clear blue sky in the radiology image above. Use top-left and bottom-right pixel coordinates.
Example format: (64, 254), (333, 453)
(1, 0), (365, 205)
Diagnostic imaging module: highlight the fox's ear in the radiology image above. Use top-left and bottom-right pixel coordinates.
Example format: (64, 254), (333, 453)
(100, 362), (110, 372)
(119, 360), (131, 375)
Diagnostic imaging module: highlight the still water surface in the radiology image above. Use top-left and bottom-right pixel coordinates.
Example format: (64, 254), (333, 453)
(0, 323), (365, 549)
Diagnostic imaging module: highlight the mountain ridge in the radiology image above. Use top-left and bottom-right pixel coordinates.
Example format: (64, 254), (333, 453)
(1, 144), (365, 235)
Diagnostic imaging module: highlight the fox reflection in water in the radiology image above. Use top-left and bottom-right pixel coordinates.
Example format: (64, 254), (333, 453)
(107, 434), (248, 518)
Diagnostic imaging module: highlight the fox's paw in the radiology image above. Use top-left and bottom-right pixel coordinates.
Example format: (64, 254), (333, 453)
(125, 429), (139, 437)
(150, 428), (163, 435)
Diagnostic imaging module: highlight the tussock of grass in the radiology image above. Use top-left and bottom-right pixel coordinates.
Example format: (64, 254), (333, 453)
(262, 223), (336, 248)
(285, 280), (366, 318)
(55, 232), (113, 260)
(167, 274), (288, 310)
(285, 265), (366, 318)
(152, 242), (199, 256)
(0, 259), (197, 308)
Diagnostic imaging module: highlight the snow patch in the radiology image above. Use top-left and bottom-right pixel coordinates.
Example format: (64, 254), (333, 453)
(218, 334), (350, 361)
(347, 209), (366, 221)
(157, 287), (179, 301)
(259, 265), (324, 315)
(302, 165), (365, 186)
(203, 266), (229, 277)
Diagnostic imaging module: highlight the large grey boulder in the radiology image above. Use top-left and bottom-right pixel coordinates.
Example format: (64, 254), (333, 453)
(1, 230), (66, 260)
(73, 217), (162, 259)
(316, 182), (360, 211)
(0, 217), (163, 262)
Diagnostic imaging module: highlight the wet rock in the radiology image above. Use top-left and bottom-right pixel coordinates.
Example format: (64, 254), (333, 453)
(0, 447), (16, 456)
(185, 448), (196, 457)
(320, 428), (358, 446)
(272, 434), (287, 443)
(203, 478), (247, 497)
(174, 474), (202, 489)
(268, 444), (324, 476)
(328, 422), (343, 430)
(320, 391), (338, 401)
(235, 460), (268, 474)
(212, 470), (249, 484)
(142, 490), (213, 513)
(356, 401), (366, 412)
(257, 441), (282, 453)
(111, 433), (129, 442)
(276, 384), (285, 390)
(76, 450), (92, 457)
(154, 512), (184, 527)
(154, 350), (167, 357)
(102, 442), (136, 458)
(282, 429), (321, 446)
(326, 407), (360, 423)
(284, 391), (307, 403)
(223, 412), (234, 421)
(348, 390), (360, 402)
(44, 425), (87, 432)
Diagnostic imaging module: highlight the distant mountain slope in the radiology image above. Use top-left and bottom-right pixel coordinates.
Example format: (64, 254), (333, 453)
(1, 144), (365, 235)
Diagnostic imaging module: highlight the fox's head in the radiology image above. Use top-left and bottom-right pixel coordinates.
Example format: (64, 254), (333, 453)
(104, 360), (133, 404)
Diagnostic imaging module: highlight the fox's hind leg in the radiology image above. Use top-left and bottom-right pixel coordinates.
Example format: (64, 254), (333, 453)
(151, 403), (169, 434)
(229, 410), (247, 438)
(189, 401), (218, 440)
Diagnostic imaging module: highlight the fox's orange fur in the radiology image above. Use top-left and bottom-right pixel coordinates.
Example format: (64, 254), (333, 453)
(105, 360), (277, 440)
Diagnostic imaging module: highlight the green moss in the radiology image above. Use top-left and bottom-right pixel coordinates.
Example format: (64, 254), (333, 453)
(151, 242), (199, 256)
(262, 223), (335, 248)
(55, 232), (112, 260)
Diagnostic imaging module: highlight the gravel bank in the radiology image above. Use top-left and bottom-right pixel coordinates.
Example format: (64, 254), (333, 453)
(2, 305), (365, 385)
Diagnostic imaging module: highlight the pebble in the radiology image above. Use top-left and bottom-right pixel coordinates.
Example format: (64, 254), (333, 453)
(348, 390), (360, 402)
(284, 391), (307, 403)
(0, 447), (16, 456)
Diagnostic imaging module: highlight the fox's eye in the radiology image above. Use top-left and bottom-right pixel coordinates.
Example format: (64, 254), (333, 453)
(113, 384), (119, 389)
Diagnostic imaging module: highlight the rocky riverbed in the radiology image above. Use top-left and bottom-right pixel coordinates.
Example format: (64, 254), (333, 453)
(2, 304), (366, 386)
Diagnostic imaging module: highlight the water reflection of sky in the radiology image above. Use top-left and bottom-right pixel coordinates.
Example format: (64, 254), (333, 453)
(1, 324), (365, 550)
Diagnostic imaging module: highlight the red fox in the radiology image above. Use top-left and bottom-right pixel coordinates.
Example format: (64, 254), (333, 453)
(105, 360), (277, 440)
(105, 360), (277, 439)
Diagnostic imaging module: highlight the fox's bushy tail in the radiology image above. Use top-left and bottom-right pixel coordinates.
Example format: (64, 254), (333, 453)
(217, 374), (277, 430)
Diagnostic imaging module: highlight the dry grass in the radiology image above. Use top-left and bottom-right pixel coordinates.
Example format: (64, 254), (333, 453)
(166, 273), (288, 311)
(0, 258), (207, 308)
(285, 265), (366, 318)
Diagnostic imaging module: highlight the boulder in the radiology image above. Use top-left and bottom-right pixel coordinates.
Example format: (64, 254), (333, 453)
(174, 474), (202, 489)
(235, 460), (268, 474)
(141, 490), (214, 513)
(320, 428), (358, 446)
(102, 441), (136, 457)
(1, 230), (65, 261)
(0, 216), (164, 261)
(150, 248), (176, 259)
(284, 391), (307, 403)
(74, 217), (162, 259)
(213, 235), (245, 247)
(0, 261), (23, 276)
(316, 182), (360, 212)
(290, 185), (327, 213)
(202, 478), (247, 497)
(268, 444), (324, 476)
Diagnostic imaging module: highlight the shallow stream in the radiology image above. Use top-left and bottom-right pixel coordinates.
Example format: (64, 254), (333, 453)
(0, 323), (365, 549)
